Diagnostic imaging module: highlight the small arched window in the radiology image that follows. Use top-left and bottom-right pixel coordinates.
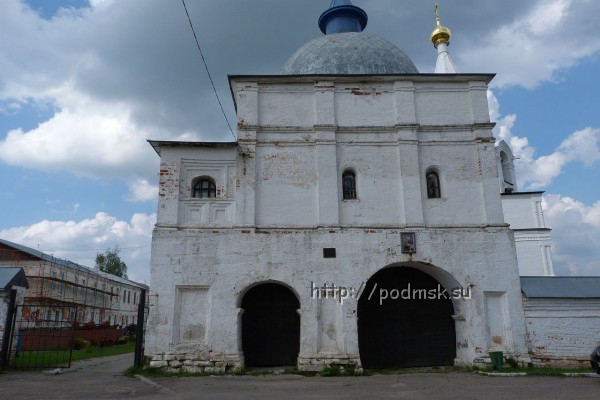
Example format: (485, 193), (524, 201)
(426, 171), (441, 199)
(193, 178), (216, 199)
(342, 170), (357, 200)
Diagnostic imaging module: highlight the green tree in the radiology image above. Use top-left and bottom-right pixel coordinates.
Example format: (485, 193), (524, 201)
(95, 246), (128, 278)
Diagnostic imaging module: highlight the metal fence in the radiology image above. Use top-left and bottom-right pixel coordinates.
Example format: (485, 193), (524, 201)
(1, 289), (147, 370)
(4, 304), (78, 369)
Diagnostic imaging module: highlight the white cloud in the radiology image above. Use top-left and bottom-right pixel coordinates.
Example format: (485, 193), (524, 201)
(461, 0), (600, 88)
(126, 178), (158, 202)
(510, 128), (600, 189)
(556, 127), (600, 166)
(543, 194), (600, 275)
(0, 99), (160, 201)
(0, 0), (220, 201)
(1, 0), (599, 190)
(0, 106), (155, 177)
(488, 90), (600, 190)
(0, 212), (156, 283)
(519, 127), (600, 189)
(89, 0), (113, 7)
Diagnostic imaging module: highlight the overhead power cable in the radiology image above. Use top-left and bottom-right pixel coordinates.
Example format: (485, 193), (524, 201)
(181, 0), (236, 141)
(0, 246), (150, 253)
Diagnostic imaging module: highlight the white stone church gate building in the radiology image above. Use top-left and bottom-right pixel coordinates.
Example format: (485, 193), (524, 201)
(145, 1), (534, 372)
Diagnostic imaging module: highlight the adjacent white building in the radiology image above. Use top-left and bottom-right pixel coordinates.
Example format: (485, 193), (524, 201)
(496, 141), (555, 277)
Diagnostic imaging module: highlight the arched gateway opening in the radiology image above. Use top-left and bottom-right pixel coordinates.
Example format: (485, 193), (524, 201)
(358, 267), (456, 368)
(241, 283), (300, 367)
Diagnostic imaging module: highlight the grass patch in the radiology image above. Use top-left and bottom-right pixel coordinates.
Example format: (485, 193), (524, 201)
(319, 365), (359, 377)
(13, 343), (135, 369)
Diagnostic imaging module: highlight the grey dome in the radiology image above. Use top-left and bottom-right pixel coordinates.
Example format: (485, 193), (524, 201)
(282, 32), (418, 75)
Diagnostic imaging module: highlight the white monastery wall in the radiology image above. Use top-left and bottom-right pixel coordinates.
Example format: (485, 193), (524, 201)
(524, 298), (600, 366)
(146, 228), (528, 371)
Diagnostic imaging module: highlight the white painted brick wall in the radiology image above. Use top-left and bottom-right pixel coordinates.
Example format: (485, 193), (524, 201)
(146, 228), (528, 369)
(146, 74), (532, 370)
(524, 298), (600, 365)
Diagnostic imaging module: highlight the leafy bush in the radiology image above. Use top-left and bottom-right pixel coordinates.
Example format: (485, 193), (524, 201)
(123, 324), (137, 339)
(99, 321), (111, 329)
(320, 364), (356, 377)
(73, 338), (89, 350)
(99, 339), (115, 347)
(115, 336), (130, 345)
(79, 321), (97, 330)
(506, 357), (519, 368)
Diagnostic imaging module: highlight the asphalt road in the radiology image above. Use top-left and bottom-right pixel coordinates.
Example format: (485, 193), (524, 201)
(0, 354), (598, 399)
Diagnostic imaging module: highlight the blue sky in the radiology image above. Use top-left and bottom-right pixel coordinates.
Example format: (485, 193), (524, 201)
(0, 0), (599, 282)
(497, 57), (600, 203)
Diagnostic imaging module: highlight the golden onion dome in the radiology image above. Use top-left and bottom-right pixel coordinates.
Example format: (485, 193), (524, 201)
(430, 4), (451, 48)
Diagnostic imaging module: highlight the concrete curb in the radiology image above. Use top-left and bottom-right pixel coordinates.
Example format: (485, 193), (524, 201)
(475, 371), (600, 378)
(135, 374), (174, 394)
(475, 371), (527, 377)
(40, 354), (133, 375)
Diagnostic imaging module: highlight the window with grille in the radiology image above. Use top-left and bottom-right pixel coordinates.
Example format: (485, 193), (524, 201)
(193, 177), (217, 198)
(342, 170), (357, 200)
(426, 171), (441, 199)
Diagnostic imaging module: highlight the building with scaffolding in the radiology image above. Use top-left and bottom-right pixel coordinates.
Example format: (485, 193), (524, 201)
(0, 239), (147, 328)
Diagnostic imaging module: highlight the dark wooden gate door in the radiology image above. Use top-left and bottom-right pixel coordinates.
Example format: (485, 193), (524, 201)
(241, 283), (300, 367)
(358, 267), (456, 369)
